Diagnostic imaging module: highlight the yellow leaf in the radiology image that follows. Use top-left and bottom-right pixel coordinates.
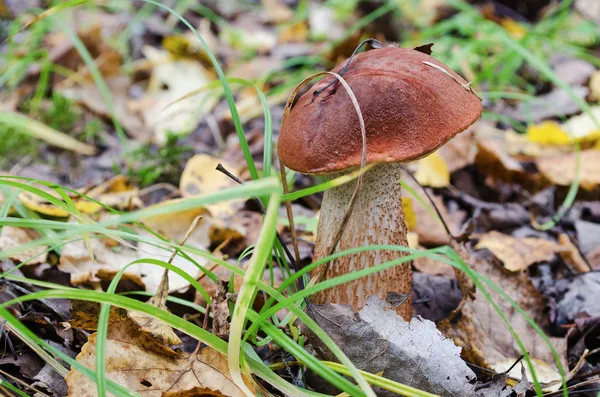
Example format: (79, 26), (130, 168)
(500, 18), (527, 39)
(401, 197), (416, 231)
(415, 151), (450, 188)
(19, 191), (101, 217)
(278, 21), (308, 43)
(526, 121), (571, 146)
(590, 70), (600, 101)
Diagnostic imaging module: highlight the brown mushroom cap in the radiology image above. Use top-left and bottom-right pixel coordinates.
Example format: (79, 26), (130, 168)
(278, 46), (483, 174)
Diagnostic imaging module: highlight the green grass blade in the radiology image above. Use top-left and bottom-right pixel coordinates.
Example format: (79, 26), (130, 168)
(0, 111), (95, 155)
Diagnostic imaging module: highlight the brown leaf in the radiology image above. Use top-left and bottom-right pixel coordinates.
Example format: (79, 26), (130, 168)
(557, 233), (591, 273)
(129, 271), (183, 352)
(475, 231), (562, 272)
(474, 123), (532, 186)
(66, 315), (252, 397)
(537, 149), (600, 191)
(439, 242), (567, 385)
(413, 252), (455, 279)
(438, 124), (477, 172)
(587, 245), (600, 270)
(211, 280), (231, 340)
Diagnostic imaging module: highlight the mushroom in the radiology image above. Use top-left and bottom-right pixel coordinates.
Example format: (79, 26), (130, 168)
(278, 46), (482, 319)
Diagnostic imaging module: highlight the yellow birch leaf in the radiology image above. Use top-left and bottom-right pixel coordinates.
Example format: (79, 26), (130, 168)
(401, 197), (416, 231)
(415, 151), (450, 188)
(500, 18), (527, 39)
(526, 121), (571, 146)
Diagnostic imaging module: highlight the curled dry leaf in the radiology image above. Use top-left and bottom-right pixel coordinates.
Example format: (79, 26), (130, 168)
(128, 271), (183, 351)
(557, 233), (591, 273)
(474, 231), (563, 272)
(536, 149), (600, 191)
(67, 313), (252, 397)
(439, 242), (567, 386)
(0, 226), (48, 265)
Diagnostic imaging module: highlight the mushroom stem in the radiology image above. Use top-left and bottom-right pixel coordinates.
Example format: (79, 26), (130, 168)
(312, 162), (412, 319)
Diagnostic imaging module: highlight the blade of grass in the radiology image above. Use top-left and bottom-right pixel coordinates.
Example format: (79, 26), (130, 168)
(0, 111), (95, 155)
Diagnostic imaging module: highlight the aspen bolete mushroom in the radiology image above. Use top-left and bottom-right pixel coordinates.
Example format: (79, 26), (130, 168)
(278, 45), (482, 320)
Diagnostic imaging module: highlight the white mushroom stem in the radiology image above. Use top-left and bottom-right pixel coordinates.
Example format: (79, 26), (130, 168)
(312, 163), (412, 319)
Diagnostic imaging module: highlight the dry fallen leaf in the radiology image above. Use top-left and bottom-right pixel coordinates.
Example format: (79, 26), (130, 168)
(179, 154), (249, 249)
(557, 233), (591, 273)
(67, 310), (252, 396)
(589, 70), (600, 101)
(59, 238), (144, 287)
(474, 123), (533, 186)
(536, 149), (600, 190)
(439, 242), (567, 387)
(500, 18), (527, 39)
(438, 125), (477, 172)
(561, 106), (600, 142)
(413, 251), (456, 279)
(59, 211), (211, 293)
(179, 154), (241, 216)
(141, 46), (219, 145)
(128, 270), (183, 351)
(0, 226), (48, 264)
(307, 297), (477, 397)
(414, 151), (450, 188)
(60, 76), (148, 141)
(261, 0), (293, 23)
(17, 176), (140, 218)
(526, 121), (572, 146)
(278, 20), (308, 43)
(475, 231), (562, 272)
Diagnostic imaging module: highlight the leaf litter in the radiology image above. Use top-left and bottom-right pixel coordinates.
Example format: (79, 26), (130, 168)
(3, 1), (600, 397)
